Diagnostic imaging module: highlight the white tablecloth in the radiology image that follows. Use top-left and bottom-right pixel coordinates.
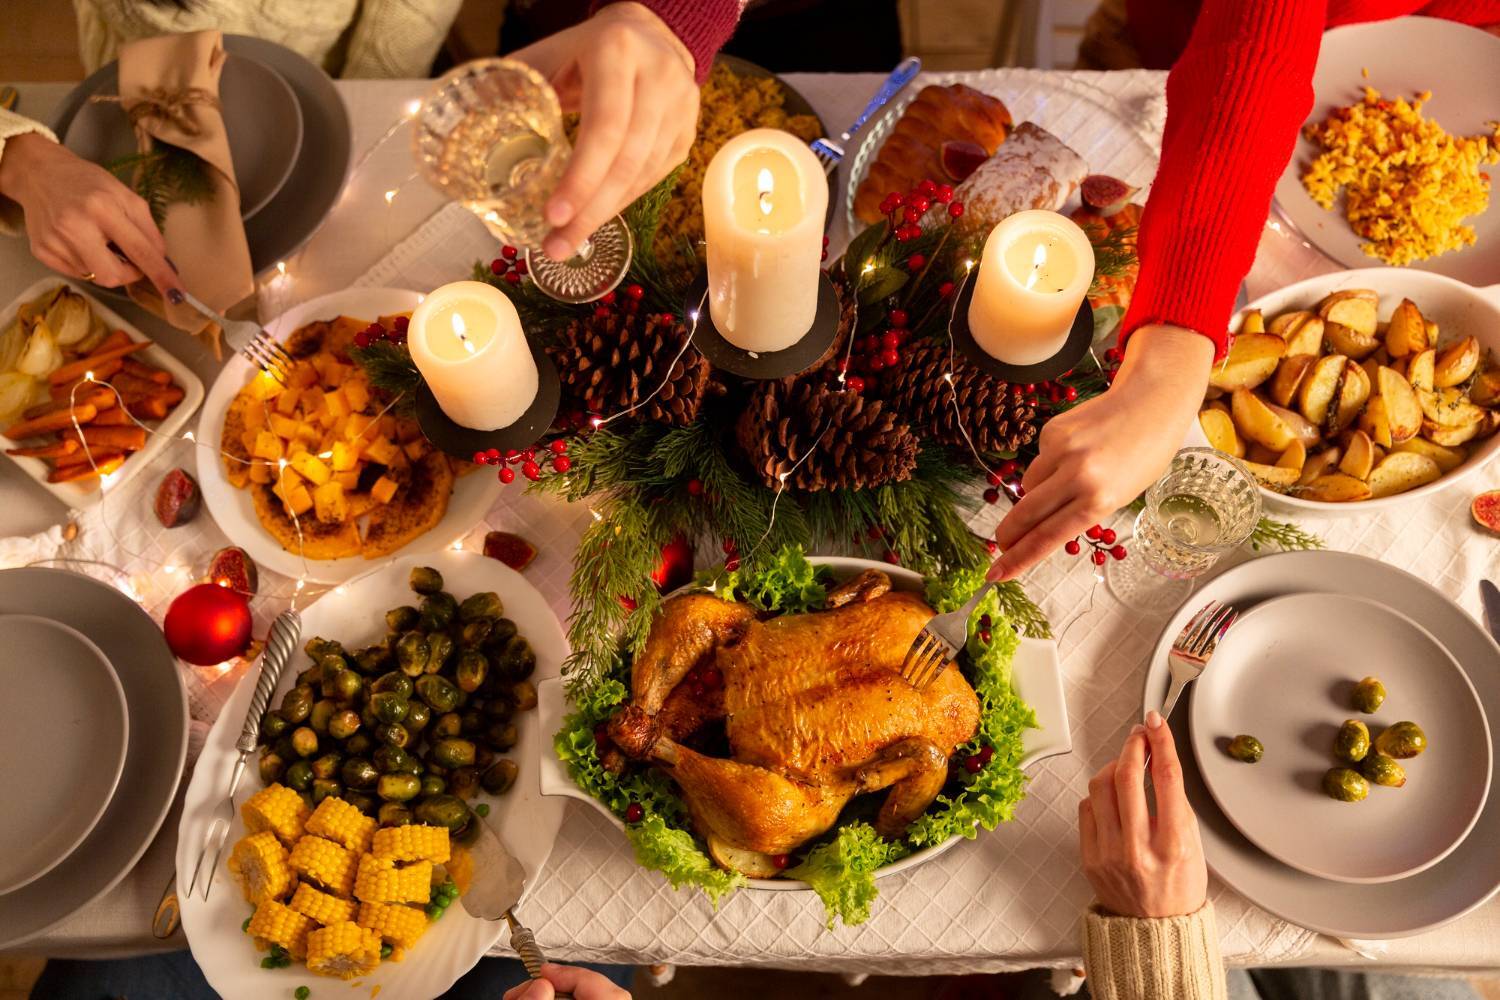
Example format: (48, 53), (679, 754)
(3, 71), (1500, 975)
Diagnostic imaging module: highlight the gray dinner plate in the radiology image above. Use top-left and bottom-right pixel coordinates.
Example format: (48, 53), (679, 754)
(1142, 551), (1500, 939)
(0, 568), (187, 950)
(50, 35), (351, 277)
(62, 52), (304, 221)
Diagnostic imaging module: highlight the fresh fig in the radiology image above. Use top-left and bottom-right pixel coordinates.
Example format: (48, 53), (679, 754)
(209, 545), (259, 598)
(153, 468), (200, 528)
(1081, 174), (1138, 216)
(483, 531), (536, 571)
(1473, 490), (1500, 534)
(940, 140), (989, 183)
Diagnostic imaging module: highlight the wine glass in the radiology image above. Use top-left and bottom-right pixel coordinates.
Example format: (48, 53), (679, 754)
(412, 58), (632, 304)
(1105, 447), (1262, 611)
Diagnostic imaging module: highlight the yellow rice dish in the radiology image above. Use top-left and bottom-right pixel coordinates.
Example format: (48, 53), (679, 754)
(1301, 86), (1499, 266)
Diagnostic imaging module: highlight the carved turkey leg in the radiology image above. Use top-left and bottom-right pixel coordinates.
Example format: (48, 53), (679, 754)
(853, 737), (951, 839)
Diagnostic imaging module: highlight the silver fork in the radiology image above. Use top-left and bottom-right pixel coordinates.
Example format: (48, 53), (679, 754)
(900, 582), (995, 689)
(1158, 600), (1239, 723)
(810, 57), (921, 174)
(178, 289), (294, 385)
(186, 610), (301, 901)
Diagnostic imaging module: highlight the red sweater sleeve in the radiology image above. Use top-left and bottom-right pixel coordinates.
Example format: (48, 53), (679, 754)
(596, 0), (743, 83)
(1121, 0), (1328, 359)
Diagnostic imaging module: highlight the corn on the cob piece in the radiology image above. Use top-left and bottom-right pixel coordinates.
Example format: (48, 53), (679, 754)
(354, 854), (432, 904)
(289, 836), (357, 897)
(227, 831), (293, 904)
(246, 899), (315, 959)
(305, 920), (382, 979)
(356, 901), (428, 950)
(371, 823), (450, 864)
(289, 881), (357, 926)
(242, 783), (309, 845)
(306, 797), (376, 853)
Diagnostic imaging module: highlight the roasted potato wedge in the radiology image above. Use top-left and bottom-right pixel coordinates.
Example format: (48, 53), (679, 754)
(1391, 437), (1469, 473)
(1297, 472), (1373, 503)
(708, 835), (783, 878)
(1422, 416), (1483, 447)
(1298, 353), (1348, 427)
(1366, 452), (1442, 499)
(1240, 310), (1265, 335)
(1319, 291), (1379, 336)
(1407, 349), (1436, 393)
(1384, 298), (1429, 357)
(1284, 315), (1326, 357)
(1269, 355), (1315, 408)
(1199, 406), (1244, 458)
(1242, 459), (1301, 490)
(1470, 369), (1500, 407)
(1326, 361), (1371, 435)
(1269, 310), (1314, 338)
(1209, 333), (1285, 391)
(1376, 366), (1421, 443)
(1232, 387), (1296, 451)
(1276, 439), (1306, 471)
(1418, 387), (1486, 429)
(1434, 336), (1480, 388)
(1267, 401), (1323, 448)
(1338, 430), (1375, 480)
(1359, 397), (1393, 448)
(1298, 447), (1341, 485)
(1326, 321), (1381, 360)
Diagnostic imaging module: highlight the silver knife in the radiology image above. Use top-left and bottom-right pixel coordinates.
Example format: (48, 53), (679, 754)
(462, 820), (572, 999)
(1480, 580), (1500, 642)
(811, 56), (921, 173)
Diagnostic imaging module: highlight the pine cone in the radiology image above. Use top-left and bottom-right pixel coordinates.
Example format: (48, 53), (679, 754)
(737, 379), (918, 491)
(549, 310), (716, 426)
(884, 337), (1040, 454)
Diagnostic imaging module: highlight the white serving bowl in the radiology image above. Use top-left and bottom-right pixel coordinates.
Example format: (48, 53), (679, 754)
(1230, 268), (1500, 515)
(537, 556), (1070, 891)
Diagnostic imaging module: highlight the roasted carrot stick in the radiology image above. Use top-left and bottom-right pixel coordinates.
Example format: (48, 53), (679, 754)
(3, 404), (98, 440)
(48, 452), (124, 482)
(47, 341), (149, 386)
(63, 425), (147, 452)
(48, 361), (123, 399)
(126, 386), (184, 421)
(26, 386), (115, 419)
(121, 358), (172, 385)
(95, 330), (133, 353)
(5, 438), (79, 459)
(90, 407), (133, 426)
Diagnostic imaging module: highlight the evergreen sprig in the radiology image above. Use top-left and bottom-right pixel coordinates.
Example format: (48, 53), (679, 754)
(105, 140), (213, 226)
(348, 340), (421, 413)
(1087, 224), (1137, 292)
(1249, 515), (1324, 552)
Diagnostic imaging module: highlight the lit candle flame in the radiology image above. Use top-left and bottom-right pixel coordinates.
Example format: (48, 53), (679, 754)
(756, 167), (774, 216)
(451, 312), (475, 354)
(1025, 243), (1048, 291)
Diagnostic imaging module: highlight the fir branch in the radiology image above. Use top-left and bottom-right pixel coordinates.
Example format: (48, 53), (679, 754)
(1087, 224), (1137, 293)
(1250, 515), (1324, 552)
(105, 141), (213, 227)
(994, 581), (1052, 639)
(348, 340), (421, 411)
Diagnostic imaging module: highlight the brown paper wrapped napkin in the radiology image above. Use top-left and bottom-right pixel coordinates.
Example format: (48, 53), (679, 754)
(116, 31), (254, 351)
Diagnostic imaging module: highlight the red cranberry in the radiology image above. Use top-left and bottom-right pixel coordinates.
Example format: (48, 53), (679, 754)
(889, 309), (909, 327)
(963, 755), (983, 774)
(498, 467), (515, 484)
(983, 488), (1000, 504)
(552, 456), (572, 473)
(1100, 528), (1117, 545)
(1110, 545), (1128, 561)
(502, 245), (519, 260)
(624, 802), (644, 823)
(1064, 539), (1081, 556)
(1091, 550), (1107, 566)
(1086, 524), (1103, 541)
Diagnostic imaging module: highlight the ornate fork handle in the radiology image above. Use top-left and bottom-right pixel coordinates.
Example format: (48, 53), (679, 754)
(238, 610), (301, 753)
(508, 915), (572, 999)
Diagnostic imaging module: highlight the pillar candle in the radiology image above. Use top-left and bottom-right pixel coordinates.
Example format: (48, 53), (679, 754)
(968, 210), (1095, 365)
(408, 280), (537, 431)
(702, 128), (828, 353)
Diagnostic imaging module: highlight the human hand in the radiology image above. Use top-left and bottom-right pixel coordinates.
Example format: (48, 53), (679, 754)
(511, 2), (699, 261)
(503, 964), (631, 1000)
(1079, 710), (1207, 918)
(0, 133), (181, 297)
(986, 324), (1214, 581)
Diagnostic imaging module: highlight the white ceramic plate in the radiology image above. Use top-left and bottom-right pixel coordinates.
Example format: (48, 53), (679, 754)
(0, 278), (205, 507)
(538, 555), (1071, 889)
(0, 567), (188, 950)
(1272, 17), (1500, 285)
(1228, 268), (1500, 515)
(1190, 593), (1490, 884)
(1143, 551), (1500, 938)
(178, 550), (566, 1000)
(0, 614), (128, 894)
(195, 287), (502, 584)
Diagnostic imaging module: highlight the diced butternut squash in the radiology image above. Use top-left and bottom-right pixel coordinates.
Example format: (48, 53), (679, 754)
(313, 481), (349, 523)
(252, 431), (284, 462)
(272, 479), (314, 516)
(363, 437), (399, 465)
(245, 369), (283, 401)
(324, 388), (350, 420)
(227, 464), (250, 489)
(249, 459), (273, 484)
(370, 475), (399, 505)
(330, 442), (358, 472)
(288, 363), (319, 389)
(333, 470), (360, 490)
(402, 439), (426, 461)
(343, 413), (373, 441)
(290, 453), (332, 486)
(343, 379), (370, 413)
(302, 388), (327, 415)
(270, 413), (302, 441)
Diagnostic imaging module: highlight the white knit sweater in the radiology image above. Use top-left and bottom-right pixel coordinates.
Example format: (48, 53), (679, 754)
(1083, 902), (1229, 1000)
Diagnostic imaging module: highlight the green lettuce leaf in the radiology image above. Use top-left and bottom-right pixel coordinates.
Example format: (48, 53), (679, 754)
(627, 814), (746, 906)
(785, 822), (905, 929)
(710, 544), (830, 613)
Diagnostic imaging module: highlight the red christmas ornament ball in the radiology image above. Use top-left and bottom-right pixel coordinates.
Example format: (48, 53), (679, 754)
(164, 583), (253, 665)
(650, 535), (695, 593)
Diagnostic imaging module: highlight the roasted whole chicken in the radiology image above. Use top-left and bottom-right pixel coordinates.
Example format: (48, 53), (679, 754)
(607, 569), (980, 869)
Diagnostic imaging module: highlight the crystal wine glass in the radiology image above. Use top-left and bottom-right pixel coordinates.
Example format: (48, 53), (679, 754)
(1105, 447), (1262, 611)
(412, 58), (632, 304)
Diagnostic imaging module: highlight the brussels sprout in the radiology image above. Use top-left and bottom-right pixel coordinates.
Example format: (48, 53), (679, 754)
(483, 618), (519, 651)
(374, 722), (411, 749)
(342, 757), (379, 789)
(304, 637), (343, 661)
(1334, 720), (1371, 764)
(377, 802), (413, 827)
(485, 721), (518, 752)
(386, 606), (421, 633)
(1226, 735), (1263, 763)
(353, 642), (394, 674)
(414, 675), (462, 715)
(456, 651), (488, 693)
(316, 653), (350, 685)
(396, 631), (429, 678)
(433, 712), (463, 740)
(373, 745), (420, 775)
(1374, 721), (1427, 759)
(510, 680), (538, 713)
(378, 773), (421, 802)
(284, 759), (314, 792)
(419, 592), (458, 631)
(460, 710), (484, 736)
(310, 752), (342, 781)
(1352, 676), (1386, 714)
(430, 739), (477, 769)
(481, 759), (519, 795)
(419, 775), (447, 798)
(326, 668), (363, 704)
(309, 698), (337, 734)
(425, 633), (455, 674)
(483, 697), (514, 721)
(295, 665), (320, 689)
(413, 794), (471, 833)
(311, 779), (343, 804)
(494, 636), (536, 682)
(261, 710), (290, 741)
(291, 727), (319, 758)
(344, 791), (379, 817)
(370, 691), (410, 725)
(1360, 754), (1407, 788)
(475, 746), (496, 771)
(279, 685), (314, 724)
(328, 709), (362, 741)
(458, 619), (493, 649)
(447, 766), (480, 800)
(272, 735), (298, 763)
(344, 732), (375, 756)
(410, 566), (444, 595)
(459, 592), (504, 623)
(259, 751), (287, 785)
(405, 700), (431, 735)
(372, 671), (413, 699)
(1323, 767), (1369, 802)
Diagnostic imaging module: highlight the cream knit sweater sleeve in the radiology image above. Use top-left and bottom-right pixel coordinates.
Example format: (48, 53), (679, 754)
(342, 0), (465, 79)
(1083, 902), (1228, 1000)
(0, 109), (57, 234)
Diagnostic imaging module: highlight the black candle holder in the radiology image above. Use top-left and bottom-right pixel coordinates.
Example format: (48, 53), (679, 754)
(684, 270), (842, 380)
(947, 270), (1095, 382)
(414, 340), (561, 457)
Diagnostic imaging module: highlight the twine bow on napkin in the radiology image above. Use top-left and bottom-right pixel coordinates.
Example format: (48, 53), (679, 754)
(90, 86), (222, 138)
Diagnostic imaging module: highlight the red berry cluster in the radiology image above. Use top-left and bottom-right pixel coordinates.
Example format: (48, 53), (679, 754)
(472, 437), (571, 484)
(353, 315), (409, 350)
(849, 523), (900, 565)
(981, 460), (1024, 505)
(592, 282), (647, 320)
(1101, 346), (1124, 383)
(1064, 524), (1127, 565)
(488, 245), (529, 285)
(959, 742), (996, 775)
(875, 179), (963, 242)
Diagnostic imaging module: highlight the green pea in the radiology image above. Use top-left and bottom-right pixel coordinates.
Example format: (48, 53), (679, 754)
(295, 988), (311, 1000)
(242, 916), (251, 932)
(474, 803), (490, 818)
